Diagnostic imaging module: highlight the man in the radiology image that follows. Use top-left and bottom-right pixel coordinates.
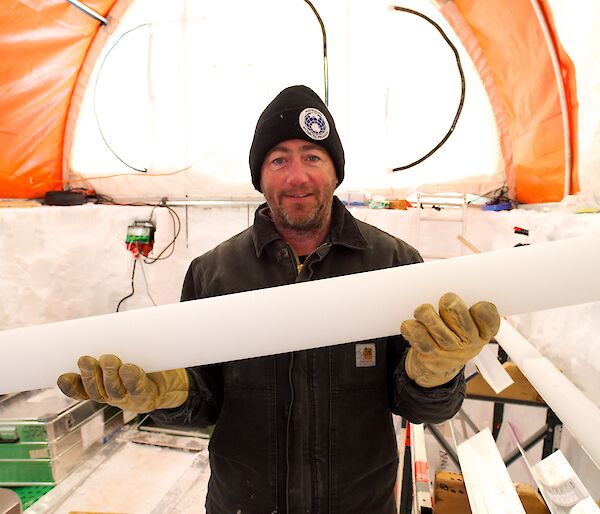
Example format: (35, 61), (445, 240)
(58, 85), (500, 514)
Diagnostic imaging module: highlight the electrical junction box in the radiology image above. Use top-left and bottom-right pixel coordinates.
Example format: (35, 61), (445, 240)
(125, 220), (155, 257)
(0, 388), (125, 486)
(125, 221), (155, 245)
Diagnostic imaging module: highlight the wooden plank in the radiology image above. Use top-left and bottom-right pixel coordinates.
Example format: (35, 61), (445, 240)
(0, 201), (41, 208)
(467, 362), (545, 403)
(433, 471), (550, 514)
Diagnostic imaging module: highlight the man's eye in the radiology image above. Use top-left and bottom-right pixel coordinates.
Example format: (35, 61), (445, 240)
(271, 157), (286, 166)
(306, 155), (321, 162)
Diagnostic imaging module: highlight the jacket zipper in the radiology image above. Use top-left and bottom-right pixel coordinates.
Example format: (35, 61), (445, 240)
(289, 242), (330, 276)
(285, 353), (295, 514)
(285, 241), (330, 514)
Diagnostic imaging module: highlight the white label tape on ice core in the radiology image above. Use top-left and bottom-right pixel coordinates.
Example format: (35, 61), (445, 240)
(0, 234), (599, 394)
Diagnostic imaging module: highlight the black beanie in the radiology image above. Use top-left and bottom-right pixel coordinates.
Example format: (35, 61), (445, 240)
(249, 85), (345, 192)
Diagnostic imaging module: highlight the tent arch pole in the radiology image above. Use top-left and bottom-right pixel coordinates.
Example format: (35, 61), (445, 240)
(65, 0), (108, 25)
(62, 0), (137, 189)
(529, 0), (572, 199)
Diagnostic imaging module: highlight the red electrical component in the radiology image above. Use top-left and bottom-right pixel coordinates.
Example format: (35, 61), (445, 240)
(125, 221), (155, 258)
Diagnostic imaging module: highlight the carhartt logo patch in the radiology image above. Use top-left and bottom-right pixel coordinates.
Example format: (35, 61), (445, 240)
(355, 343), (376, 367)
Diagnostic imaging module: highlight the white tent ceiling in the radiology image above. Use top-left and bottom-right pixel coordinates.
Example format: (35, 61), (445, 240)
(66, 0), (503, 201)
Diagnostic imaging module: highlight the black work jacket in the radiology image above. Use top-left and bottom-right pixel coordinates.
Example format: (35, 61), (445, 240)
(152, 197), (465, 514)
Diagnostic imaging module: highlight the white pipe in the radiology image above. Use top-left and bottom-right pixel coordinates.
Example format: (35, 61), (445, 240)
(165, 200), (263, 207)
(495, 319), (600, 469)
(0, 234), (599, 394)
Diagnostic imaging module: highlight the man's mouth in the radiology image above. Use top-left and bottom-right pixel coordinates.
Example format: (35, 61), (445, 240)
(285, 193), (312, 199)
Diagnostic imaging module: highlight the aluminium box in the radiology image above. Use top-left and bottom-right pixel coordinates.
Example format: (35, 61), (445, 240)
(0, 388), (124, 486)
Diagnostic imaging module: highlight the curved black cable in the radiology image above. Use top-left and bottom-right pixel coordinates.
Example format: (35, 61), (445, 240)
(143, 205), (181, 263)
(390, 6), (466, 171)
(303, 0), (329, 105)
(93, 22), (201, 176)
(94, 23), (151, 173)
(116, 258), (137, 312)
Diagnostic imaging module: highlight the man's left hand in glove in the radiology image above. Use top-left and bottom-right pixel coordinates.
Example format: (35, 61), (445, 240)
(401, 292), (500, 388)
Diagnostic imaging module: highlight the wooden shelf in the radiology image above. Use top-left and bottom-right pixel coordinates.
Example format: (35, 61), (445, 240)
(433, 470), (550, 514)
(466, 362), (545, 404)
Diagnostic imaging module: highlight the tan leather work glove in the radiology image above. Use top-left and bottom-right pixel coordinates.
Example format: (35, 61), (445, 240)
(401, 292), (500, 388)
(57, 354), (189, 413)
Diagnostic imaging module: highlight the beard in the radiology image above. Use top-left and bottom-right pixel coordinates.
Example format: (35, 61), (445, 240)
(265, 177), (337, 233)
(272, 192), (334, 233)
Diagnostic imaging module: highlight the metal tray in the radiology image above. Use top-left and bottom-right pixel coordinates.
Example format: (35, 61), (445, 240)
(0, 388), (124, 486)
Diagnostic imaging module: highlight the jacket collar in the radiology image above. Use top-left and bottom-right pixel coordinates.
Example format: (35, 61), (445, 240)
(252, 196), (370, 257)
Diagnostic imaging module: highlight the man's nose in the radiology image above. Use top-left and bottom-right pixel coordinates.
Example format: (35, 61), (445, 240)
(286, 157), (309, 185)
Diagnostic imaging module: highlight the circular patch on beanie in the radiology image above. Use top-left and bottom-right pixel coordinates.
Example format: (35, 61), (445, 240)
(299, 108), (330, 141)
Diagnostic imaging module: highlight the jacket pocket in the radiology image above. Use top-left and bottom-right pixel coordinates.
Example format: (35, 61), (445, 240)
(332, 340), (387, 391)
(207, 385), (278, 512)
(330, 386), (398, 514)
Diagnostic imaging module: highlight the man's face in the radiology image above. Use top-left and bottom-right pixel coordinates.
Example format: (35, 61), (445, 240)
(260, 139), (338, 233)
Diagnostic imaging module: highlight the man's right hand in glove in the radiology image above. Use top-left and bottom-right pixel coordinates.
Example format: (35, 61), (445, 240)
(57, 354), (189, 414)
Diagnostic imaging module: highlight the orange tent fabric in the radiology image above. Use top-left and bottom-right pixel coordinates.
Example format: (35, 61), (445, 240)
(440, 0), (578, 203)
(0, 0), (117, 198)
